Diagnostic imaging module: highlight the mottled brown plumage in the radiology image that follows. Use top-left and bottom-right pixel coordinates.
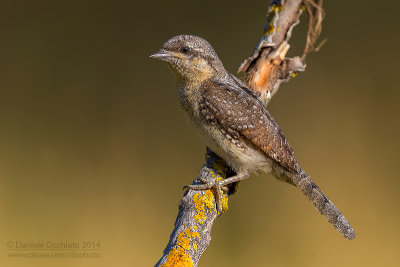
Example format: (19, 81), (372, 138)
(150, 35), (355, 240)
(199, 79), (300, 175)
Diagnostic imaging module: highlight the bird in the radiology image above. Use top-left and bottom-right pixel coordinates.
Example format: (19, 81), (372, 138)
(150, 35), (356, 240)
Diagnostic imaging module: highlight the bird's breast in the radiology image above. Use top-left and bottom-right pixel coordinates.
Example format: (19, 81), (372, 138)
(177, 84), (273, 175)
(195, 118), (274, 175)
(178, 84), (203, 119)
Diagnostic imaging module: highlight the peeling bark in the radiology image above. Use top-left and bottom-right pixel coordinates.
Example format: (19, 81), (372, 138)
(155, 1), (325, 266)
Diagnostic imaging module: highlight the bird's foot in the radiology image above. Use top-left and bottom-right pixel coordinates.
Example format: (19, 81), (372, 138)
(183, 172), (249, 214)
(184, 177), (229, 214)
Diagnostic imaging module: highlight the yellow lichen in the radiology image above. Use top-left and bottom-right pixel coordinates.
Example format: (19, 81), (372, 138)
(203, 190), (215, 210)
(176, 228), (192, 250)
(271, 4), (282, 13)
(176, 228), (201, 249)
(220, 193), (229, 212)
(265, 23), (275, 35)
(193, 193), (207, 223)
(264, 4), (282, 36)
(194, 212), (206, 223)
(162, 228), (200, 266)
(161, 247), (193, 267)
(193, 190), (216, 223)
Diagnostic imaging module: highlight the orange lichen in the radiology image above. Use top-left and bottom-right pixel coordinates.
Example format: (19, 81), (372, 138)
(161, 247), (193, 267)
(162, 228), (201, 266)
(203, 190), (215, 210)
(176, 228), (192, 250)
(220, 192), (229, 212)
(193, 193), (206, 223)
(193, 190), (216, 224)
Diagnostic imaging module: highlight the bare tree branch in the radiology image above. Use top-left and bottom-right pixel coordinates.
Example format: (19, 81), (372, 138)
(155, 1), (325, 266)
(155, 149), (233, 267)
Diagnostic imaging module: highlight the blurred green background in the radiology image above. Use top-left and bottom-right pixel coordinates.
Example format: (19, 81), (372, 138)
(1, 0), (399, 266)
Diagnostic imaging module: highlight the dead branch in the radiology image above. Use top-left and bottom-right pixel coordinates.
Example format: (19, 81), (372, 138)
(155, 1), (325, 266)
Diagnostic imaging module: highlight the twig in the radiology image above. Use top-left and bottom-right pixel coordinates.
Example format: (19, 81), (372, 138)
(302, 0), (325, 59)
(155, 1), (324, 266)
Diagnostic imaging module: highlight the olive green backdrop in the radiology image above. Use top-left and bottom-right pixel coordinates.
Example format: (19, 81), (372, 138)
(1, 1), (399, 266)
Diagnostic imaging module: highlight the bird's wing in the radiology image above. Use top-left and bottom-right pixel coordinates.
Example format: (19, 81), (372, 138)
(200, 78), (300, 174)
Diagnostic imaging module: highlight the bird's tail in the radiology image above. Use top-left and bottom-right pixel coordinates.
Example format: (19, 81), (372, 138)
(293, 173), (356, 240)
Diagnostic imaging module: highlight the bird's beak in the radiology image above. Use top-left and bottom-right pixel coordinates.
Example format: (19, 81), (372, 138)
(149, 49), (173, 62)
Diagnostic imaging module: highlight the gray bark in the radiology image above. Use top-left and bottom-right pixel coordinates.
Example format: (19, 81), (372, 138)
(155, 1), (324, 266)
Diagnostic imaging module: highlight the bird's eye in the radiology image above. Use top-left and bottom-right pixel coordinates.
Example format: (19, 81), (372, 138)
(181, 46), (190, 53)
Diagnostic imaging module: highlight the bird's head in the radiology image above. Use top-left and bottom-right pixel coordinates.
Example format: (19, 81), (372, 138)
(150, 35), (225, 85)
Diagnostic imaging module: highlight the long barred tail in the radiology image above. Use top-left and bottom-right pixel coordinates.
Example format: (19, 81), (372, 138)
(294, 173), (356, 240)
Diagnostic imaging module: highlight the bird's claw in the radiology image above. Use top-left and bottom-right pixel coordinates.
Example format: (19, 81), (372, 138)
(184, 177), (229, 213)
